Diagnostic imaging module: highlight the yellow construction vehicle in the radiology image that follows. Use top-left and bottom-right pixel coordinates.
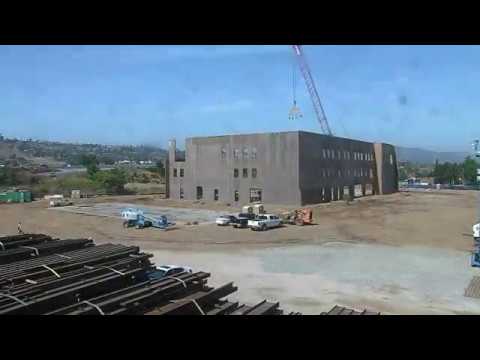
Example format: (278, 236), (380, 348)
(280, 208), (313, 226)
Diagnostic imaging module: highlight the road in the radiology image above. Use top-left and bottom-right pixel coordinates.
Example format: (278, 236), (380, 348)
(36, 166), (114, 177)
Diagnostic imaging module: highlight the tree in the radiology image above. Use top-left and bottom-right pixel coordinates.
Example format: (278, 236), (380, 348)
(154, 160), (165, 178)
(80, 154), (99, 179)
(0, 167), (18, 186)
(398, 167), (408, 181)
(463, 156), (478, 185)
(433, 161), (465, 185)
(94, 169), (127, 194)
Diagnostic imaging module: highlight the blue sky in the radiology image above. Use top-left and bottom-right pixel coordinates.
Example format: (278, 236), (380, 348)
(0, 45), (478, 152)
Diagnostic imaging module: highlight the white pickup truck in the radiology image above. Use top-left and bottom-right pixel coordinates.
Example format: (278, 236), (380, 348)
(248, 214), (282, 231)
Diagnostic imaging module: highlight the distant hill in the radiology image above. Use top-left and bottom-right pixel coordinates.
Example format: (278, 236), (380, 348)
(396, 146), (470, 164)
(0, 136), (167, 169)
(0, 135), (471, 168)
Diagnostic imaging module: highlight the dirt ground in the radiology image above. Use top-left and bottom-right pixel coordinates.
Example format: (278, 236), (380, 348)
(0, 190), (478, 314)
(1, 190), (475, 252)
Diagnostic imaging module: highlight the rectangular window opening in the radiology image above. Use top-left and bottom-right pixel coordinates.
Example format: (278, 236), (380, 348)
(250, 188), (262, 203)
(196, 186), (203, 200)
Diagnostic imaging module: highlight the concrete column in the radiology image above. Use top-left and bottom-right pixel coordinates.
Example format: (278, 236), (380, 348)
(349, 185), (355, 200)
(325, 187), (331, 202)
(165, 158), (170, 198)
(332, 187), (338, 201)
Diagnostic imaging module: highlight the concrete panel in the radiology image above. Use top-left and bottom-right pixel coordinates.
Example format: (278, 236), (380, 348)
(168, 131), (398, 206)
(298, 131), (376, 205)
(169, 132), (301, 205)
(373, 143), (399, 195)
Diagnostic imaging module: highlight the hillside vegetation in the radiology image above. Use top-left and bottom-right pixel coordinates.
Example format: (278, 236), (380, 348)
(0, 135), (167, 169)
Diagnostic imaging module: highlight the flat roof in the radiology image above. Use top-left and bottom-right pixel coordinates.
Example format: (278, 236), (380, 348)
(186, 130), (391, 146)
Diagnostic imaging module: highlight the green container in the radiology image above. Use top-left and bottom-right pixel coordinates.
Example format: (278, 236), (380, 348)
(0, 190), (32, 203)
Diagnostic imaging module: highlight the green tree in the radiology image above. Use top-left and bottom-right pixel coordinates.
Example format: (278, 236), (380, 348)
(433, 161), (465, 185)
(80, 154), (99, 179)
(463, 156), (478, 184)
(154, 160), (165, 178)
(94, 169), (127, 194)
(0, 167), (18, 186)
(398, 167), (408, 181)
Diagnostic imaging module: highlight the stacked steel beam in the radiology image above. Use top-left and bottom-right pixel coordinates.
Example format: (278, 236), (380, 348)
(0, 234), (53, 251)
(0, 238), (93, 265)
(0, 234), (381, 315)
(0, 234), (292, 315)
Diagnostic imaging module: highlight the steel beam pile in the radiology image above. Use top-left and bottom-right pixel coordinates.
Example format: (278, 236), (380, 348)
(0, 234), (381, 315)
(0, 234), (53, 251)
(0, 237), (93, 265)
(0, 234), (294, 315)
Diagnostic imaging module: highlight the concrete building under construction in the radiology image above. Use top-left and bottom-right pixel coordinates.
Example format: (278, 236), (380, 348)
(167, 131), (398, 206)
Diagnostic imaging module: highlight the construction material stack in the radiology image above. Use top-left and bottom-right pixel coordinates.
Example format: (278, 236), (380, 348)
(0, 234), (382, 315)
(0, 234), (288, 315)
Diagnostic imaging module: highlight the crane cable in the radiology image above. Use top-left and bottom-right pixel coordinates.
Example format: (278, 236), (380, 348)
(292, 52), (296, 106)
(289, 51), (302, 120)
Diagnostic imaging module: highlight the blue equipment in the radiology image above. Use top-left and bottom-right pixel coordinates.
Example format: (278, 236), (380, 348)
(472, 249), (480, 268)
(121, 208), (175, 230)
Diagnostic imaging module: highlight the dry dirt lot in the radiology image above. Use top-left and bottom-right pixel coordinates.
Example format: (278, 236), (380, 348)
(1, 190), (475, 251)
(0, 190), (478, 314)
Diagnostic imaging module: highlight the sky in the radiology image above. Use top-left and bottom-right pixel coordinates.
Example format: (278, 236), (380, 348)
(0, 45), (478, 152)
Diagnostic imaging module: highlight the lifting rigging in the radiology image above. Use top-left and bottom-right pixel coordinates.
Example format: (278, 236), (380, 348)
(289, 45), (333, 136)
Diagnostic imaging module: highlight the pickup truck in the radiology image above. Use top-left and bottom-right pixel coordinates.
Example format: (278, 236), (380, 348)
(232, 212), (256, 229)
(248, 214), (282, 231)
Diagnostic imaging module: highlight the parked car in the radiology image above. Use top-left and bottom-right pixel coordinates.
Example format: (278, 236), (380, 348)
(147, 265), (193, 280)
(232, 212), (257, 228)
(215, 215), (237, 226)
(248, 214), (282, 231)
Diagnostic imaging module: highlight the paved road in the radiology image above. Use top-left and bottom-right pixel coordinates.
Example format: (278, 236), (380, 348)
(37, 166), (114, 177)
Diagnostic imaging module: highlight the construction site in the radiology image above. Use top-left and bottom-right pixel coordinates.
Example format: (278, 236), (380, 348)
(0, 45), (479, 315)
(0, 187), (477, 314)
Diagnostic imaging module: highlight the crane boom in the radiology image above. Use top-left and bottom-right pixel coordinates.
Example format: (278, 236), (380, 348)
(291, 45), (333, 136)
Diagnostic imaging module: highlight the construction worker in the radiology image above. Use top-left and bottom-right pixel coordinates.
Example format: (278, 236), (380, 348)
(17, 221), (24, 235)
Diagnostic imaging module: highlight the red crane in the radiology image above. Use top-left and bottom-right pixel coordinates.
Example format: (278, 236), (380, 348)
(290, 45), (333, 136)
